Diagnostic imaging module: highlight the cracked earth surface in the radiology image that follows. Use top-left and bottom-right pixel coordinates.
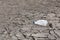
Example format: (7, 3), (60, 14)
(0, 0), (60, 40)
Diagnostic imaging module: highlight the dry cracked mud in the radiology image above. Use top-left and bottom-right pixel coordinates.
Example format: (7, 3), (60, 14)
(0, 0), (60, 40)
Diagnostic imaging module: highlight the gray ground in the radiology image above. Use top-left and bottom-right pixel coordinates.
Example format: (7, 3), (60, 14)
(0, 0), (60, 40)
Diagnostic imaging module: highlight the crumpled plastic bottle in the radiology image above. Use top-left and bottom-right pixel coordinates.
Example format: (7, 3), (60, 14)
(33, 20), (48, 26)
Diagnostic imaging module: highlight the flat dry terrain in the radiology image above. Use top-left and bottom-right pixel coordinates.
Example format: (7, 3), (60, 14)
(0, 0), (60, 40)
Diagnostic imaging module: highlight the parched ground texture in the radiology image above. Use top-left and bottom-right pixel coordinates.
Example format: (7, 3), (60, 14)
(0, 0), (60, 40)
